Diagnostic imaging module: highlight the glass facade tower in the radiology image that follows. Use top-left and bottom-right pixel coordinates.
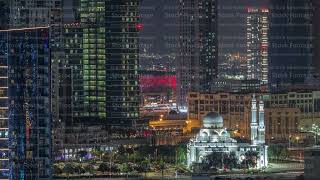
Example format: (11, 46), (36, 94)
(64, 23), (83, 125)
(0, 27), (9, 179)
(269, 0), (313, 91)
(80, 0), (107, 121)
(0, 27), (51, 179)
(246, 8), (269, 89)
(177, 0), (218, 109)
(77, 0), (140, 126)
(105, 0), (140, 126)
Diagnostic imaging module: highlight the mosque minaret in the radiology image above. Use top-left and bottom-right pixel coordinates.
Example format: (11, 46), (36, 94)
(250, 94), (259, 145)
(258, 99), (266, 144)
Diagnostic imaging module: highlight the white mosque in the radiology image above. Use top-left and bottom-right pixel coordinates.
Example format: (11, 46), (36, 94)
(187, 95), (268, 169)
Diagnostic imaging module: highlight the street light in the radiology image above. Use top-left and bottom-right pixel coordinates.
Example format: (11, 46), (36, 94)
(160, 114), (163, 121)
(289, 135), (292, 148)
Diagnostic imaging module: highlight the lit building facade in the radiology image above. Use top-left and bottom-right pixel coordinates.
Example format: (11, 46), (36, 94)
(79, 0), (107, 122)
(177, 0), (218, 109)
(265, 107), (301, 142)
(246, 7), (269, 87)
(211, 78), (262, 93)
(105, 0), (140, 126)
(9, 0), (63, 130)
(266, 91), (320, 119)
(219, 53), (247, 80)
(78, 0), (140, 126)
(8, 1), (64, 167)
(0, 27), (51, 179)
(188, 91), (320, 142)
(0, 27), (9, 178)
(64, 23), (84, 124)
(188, 92), (256, 139)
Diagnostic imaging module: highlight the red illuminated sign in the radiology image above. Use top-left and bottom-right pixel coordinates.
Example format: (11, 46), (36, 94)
(136, 23), (144, 31)
(140, 75), (176, 92)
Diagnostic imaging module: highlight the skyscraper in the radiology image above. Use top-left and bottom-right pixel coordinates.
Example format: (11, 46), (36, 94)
(79, 0), (107, 123)
(105, 0), (140, 126)
(139, 0), (178, 54)
(0, 27), (51, 179)
(312, 0), (320, 79)
(246, 7), (269, 89)
(64, 23), (83, 126)
(9, 0), (64, 133)
(269, 0), (313, 91)
(74, 0), (140, 126)
(177, 0), (218, 109)
(0, 0), (9, 30)
(0, 27), (9, 179)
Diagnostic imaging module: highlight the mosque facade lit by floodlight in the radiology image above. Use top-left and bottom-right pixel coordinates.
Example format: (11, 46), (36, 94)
(187, 95), (268, 169)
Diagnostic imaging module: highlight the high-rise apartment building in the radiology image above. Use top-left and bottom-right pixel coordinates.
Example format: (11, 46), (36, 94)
(0, 28), (9, 179)
(55, 1), (141, 158)
(312, 0), (320, 79)
(177, 0), (218, 109)
(0, 27), (51, 179)
(79, 0), (107, 123)
(8, 1), (65, 173)
(105, 0), (140, 126)
(269, 0), (313, 91)
(9, 0), (64, 133)
(246, 8), (269, 88)
(73, 0), (140, 126)
(0, 0), (9, 30)
(139, 0), (179, 54)
(64, 23), (83, 125)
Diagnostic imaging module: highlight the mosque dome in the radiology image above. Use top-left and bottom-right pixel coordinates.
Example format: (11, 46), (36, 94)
(202, 112), (223, 128)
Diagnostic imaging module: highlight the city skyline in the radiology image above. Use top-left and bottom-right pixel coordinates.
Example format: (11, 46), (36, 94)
(0, 0), (320, 179)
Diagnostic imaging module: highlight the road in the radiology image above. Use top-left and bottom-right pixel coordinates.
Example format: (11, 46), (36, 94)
(56, 171), (303, 180)
(211, 171), (303, 180)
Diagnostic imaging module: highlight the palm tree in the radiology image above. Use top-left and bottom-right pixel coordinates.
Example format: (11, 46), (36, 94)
(245, 151), (259, 168)
(280, 148), (289, 160)
(159, 158), (165, 179)
(84, 164), (96, 174)
(140, 159), (150, 177)
(119, 163), (133, 179)
(224, 152), (238, 170)
(176, 145), (187, 165)
(53, 164), (63, 175)
(204, 151), (224, 170)
(63, 163), (75, 178)
(91, 148), (103, 161)
(98, 163), (109, 172)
